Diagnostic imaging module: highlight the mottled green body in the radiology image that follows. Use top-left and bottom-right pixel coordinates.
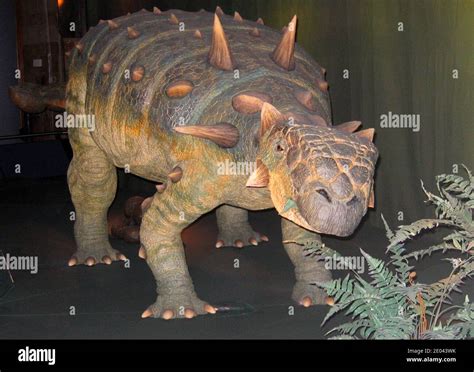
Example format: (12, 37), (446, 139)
(62, 8), (377, 319)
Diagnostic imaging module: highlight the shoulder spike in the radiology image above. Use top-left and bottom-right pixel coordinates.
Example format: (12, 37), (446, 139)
(317, 79), (329, 92)
(260, 103), (286, 138)
(246, 159), (269, 188)
(174, 123), (240, 148)
(194, 29), (202, 39)
(102, 62), (113, 74)
(153, 6), (162, 14)
(234, 11), (243, 22)
(335, 121), (361, 133)
(355, 128), (375, 142)
(232, 91), (272, 114)
(208, 14), (235, 71)
(295, 90), (316, 111)
(256, 17), (264, 25)
(249, 27), (260, 37)
(127, 26), (140, 39)
(98, 19), (106, 25)
(168, 167), (183, 183)
(169, 13), (179, 25)
(271, 15), (297, 71)
(215, 6), (224, 17)
(107, 20), (119, 30)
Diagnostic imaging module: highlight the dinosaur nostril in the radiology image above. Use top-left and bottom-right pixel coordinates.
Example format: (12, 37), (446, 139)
(346, 196), (359, 206)
(316, 189), (332, 203)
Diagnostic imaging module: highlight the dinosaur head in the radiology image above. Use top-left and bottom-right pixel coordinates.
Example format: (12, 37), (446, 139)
(247, 103), (378, 237)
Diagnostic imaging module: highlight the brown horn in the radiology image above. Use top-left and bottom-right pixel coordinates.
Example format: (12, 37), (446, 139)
(271, 15), (297, 71)
(336, 121), (362, 133)
(260, 103), (285, 138)
(168, 167), (183, 183)
(368, 186), (375, 208)
(355, 128), (375, 142)
(246, 159), (270, 188)
(174, 123), (240, 148)
(208, 14), (235, 71)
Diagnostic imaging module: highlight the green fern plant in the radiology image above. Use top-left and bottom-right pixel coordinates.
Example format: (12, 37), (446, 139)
(307, 165), (474, 339)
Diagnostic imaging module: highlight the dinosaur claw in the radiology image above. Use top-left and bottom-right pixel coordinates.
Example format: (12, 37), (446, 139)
(234, 240), (244, 248)
(249, 238), (258, 246)
(184, 308), (196, 319)
(204, 304), (217, 314)
(301, 296), (312, 307)
(68, 257), (78, 267)
(102, 255), (112, 265)
(138, 246), (147, 259)
(162, 310), (174, 320)
(86, 257), (96, 266)
(141, 308), (153, 318)
(215, 240), (225, 249)
(260, 234), (269, 242)
(116, 253), (127, 261)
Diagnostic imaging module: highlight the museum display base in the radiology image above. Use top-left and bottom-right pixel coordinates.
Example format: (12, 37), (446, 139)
(0, 176), (470, 339)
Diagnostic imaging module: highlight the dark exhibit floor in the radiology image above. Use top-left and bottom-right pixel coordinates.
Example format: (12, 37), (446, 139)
(0, 176), (471, 339)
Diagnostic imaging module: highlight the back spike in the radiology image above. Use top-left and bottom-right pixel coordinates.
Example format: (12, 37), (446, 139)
(208, 14), (235, 71)
(271, 15), (297, 71)
(169, 13), (179, 25)
(256, 17), (264, 25)
(249, 27), (260, 37)
(234, 11), (243, 22)
(153, 6), (162, 14)
(127, 27), (140, 39)
(107, 20), (119, 30)
(215, 6), (224, 17)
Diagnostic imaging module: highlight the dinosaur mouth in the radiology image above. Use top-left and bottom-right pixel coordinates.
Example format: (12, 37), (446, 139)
(295, 191), (365, 237)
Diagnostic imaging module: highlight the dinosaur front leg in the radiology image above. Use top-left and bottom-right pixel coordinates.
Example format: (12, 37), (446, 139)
(281, 218), (332, 307)
(215, 205), (269, 248)
(140, 187), (218, 320)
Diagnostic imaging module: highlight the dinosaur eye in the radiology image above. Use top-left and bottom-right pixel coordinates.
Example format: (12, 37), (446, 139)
(275, 143), (285, 152)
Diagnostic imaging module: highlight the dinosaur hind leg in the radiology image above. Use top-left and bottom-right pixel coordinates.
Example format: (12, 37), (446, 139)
(67, 128), (126, 266)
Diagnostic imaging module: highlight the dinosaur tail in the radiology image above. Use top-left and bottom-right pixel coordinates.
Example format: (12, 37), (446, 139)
(9, 82), (66, 114)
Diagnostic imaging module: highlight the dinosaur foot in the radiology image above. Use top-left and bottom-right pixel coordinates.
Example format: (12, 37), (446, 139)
(292, 281), (329, 307)
(141, 293), (216, 320)
(68, 242), (127, 267)
(216, 224), (269, 249)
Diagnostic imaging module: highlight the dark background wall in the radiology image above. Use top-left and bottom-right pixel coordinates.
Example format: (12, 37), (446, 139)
(4, 0), (473, 228)
(0, 0), (20, 144)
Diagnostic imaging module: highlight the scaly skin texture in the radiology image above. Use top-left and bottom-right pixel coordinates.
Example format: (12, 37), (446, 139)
(61, 8), (378, 319)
